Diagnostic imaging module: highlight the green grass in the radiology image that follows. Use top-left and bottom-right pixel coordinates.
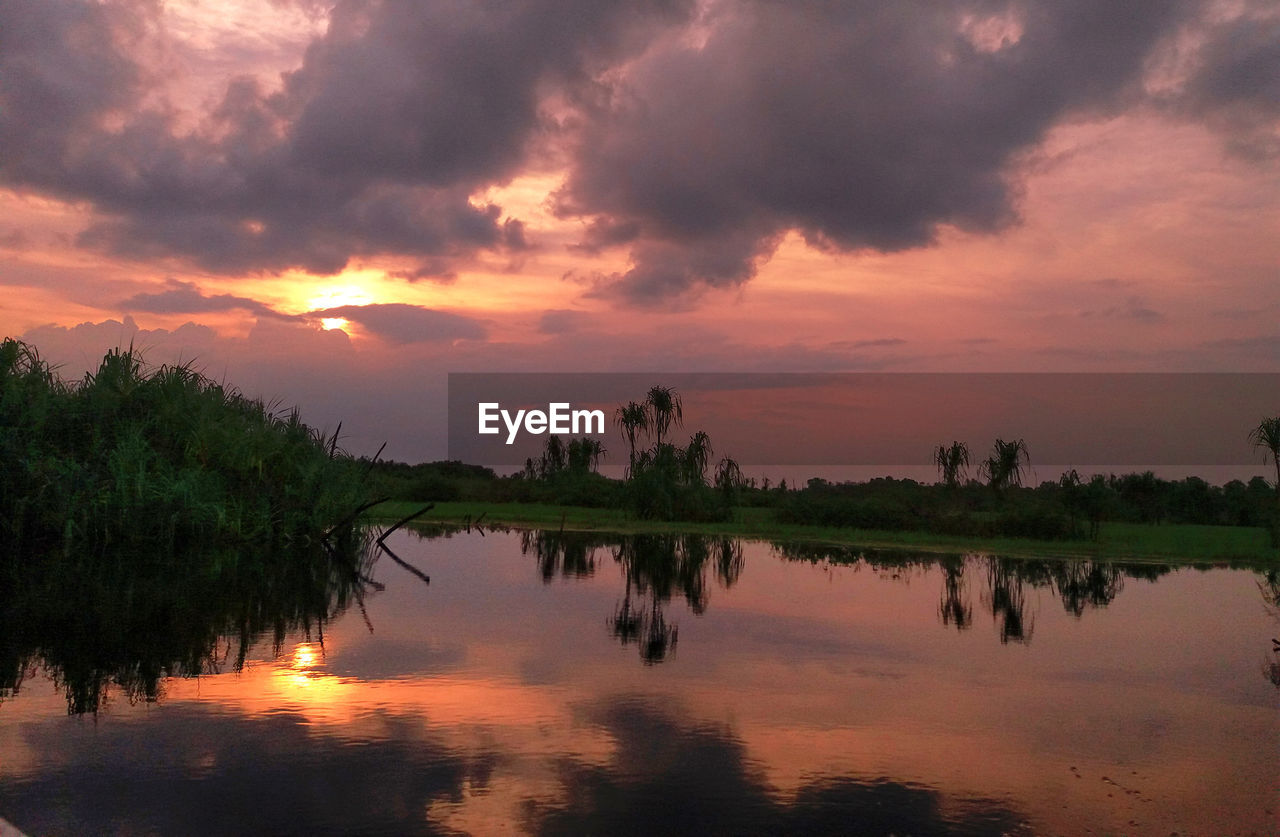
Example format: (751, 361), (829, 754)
(368, 500), (1279, 565)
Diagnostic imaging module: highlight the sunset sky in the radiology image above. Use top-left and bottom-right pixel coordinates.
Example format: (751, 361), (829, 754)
(2, 0), (1277, 462)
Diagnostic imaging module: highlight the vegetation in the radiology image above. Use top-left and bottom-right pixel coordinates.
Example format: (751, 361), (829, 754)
(1249, 416), (1280, 546)
(933, 441), (970, 488)
(0, 536), (378, 714)
(0, 338), (369, 556)
(360, 387), (1277, 559)
(374, 501), (1277, 563)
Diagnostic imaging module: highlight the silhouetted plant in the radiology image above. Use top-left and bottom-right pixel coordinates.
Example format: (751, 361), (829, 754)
(933, 441), (970, 489)
(1249, 416), (1280, 546)
(645, 385), (683, 446)
(979, 438), (1031, 494)
(614, 400), (650, 475)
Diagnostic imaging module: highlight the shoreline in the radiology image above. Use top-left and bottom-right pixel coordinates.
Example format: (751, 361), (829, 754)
(367, 500), (1280, 566)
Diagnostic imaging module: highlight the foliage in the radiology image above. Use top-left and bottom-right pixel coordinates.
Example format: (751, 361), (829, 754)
(0, 338), (367, 555)
(933, 441), (970, 488)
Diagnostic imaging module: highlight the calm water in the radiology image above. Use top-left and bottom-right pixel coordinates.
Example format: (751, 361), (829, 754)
(1, 529), (1277, 835)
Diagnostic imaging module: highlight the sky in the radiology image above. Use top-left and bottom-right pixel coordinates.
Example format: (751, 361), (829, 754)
(1, 0), (1277, 463)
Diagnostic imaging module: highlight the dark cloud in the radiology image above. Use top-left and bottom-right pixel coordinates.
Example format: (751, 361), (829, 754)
(3, 706), (491, 837)
(0, 0), (694, 277)
(558, 0), (1202, 303)
(310, 302), (487, 343)
(120, 279), (292, 319)
(526, 698), (1029, 835)
(538, 309), (590, 335)
(1, 0), (1275, 305)
(1200, 334), (1280, 358)
(1174, 5), (1280, 159)
(1079, 296), (1165, 323)
(0, 229), (31, 250)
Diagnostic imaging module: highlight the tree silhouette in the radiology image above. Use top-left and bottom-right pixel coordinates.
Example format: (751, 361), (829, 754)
(614, 401), (650, 474)
(645, 385), (683, 447)
(682, 430), (713, 486)
(933, 441), (970, 488)
(979, 438), (1031, 494)
(1248, 416), (1280, 545)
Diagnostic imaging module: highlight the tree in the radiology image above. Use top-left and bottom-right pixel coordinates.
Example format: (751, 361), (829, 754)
(933, 441), (970, 488)
(1249, 416), (1280, 494)
(682, 430), (713, 485)
(567, 437), (605, 474)
(645, 385), (683, 446)
(979, 438), (1031, 493)
(614, 401), (650, 473)
(1249, 416), (1280, 545)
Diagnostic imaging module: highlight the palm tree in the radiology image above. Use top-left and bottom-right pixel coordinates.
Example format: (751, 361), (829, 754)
(933, 441), (970, 488)
(614, 401), (650, 474)
(979, 438), (1031, 493)
(1250, 417), (1280, 493)
(1250, 417), (1280, 546)
(567, 437), (606, 474)
(682, 430), (713, 485)
(645, 385), (683, 447)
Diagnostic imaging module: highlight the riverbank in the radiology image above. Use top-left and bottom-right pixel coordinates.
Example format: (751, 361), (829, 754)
(367, 501), (1278, 565)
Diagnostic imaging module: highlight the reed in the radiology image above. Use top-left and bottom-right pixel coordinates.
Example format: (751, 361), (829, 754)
(0, 338), (368, 556)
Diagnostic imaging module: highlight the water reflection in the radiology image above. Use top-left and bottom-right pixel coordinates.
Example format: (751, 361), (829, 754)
(769, 542), (1182, 646)
(520, 531), (743, 663)
(0, 540), (378, 715)
(2, 528), (1276, 835)
(1263, 569), (1280, 688)
(526, 697), (1031, 836)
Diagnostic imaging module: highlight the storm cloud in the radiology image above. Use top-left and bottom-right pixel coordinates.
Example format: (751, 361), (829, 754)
(0, 0), (693, 276)
(1, 0), (1274, 303)
(309, 302), (487, 344)
(120, 279), (292, 319)
(557, 0), (1209, 302)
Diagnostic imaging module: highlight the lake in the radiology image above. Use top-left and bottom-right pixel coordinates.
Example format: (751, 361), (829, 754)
(1, 528), (1276, 835)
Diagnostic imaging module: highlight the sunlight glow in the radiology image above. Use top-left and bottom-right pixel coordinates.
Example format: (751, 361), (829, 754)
(306, 285), (374, 311)
(291, 642), (321, 672)
(320, 317), (349, 331)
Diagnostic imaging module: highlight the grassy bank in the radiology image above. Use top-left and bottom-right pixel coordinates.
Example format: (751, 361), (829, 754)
(1, 338), (368, 554)
(368, 500), (1279, 564)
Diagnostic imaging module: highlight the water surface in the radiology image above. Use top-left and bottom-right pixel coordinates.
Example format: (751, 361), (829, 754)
(1, 529), (1276, 835)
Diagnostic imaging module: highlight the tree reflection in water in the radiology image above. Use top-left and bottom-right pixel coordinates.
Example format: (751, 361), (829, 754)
(519, 531), (743, 664)
(1261, 569), (1280, 689)
(0, 537), (379, 715)
(771, 542), (1180, 647)
(520, 531), (1208, 662)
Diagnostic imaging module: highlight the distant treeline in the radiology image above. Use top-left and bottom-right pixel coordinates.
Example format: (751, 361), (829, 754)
(362, 383), (1278, 543)
(773, 472), (1277, 541)
(364, 458), (1277, 542)
(0, 338), (367, 556)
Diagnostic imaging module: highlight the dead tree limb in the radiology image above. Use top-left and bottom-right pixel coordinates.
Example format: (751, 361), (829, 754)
(376, 503), (435, 546)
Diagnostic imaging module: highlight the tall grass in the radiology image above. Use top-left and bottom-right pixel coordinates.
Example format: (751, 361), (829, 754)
(0, 338), (367, 556)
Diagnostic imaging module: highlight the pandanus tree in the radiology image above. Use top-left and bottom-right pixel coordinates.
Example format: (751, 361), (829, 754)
(933, 441), (970, 488)
(1250, 416), (1280, 493)
(614, 401), (650, 472)
(682, 430), (713, 485)
(645, 385), (683, 446)
(1250, 416), (1280, 545)
(567, 437), (606, 474)
(980, 438), (1031, 493)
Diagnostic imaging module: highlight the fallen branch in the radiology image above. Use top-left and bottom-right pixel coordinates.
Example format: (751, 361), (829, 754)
(323, 496), (391, 541)
(378, 541), (431, 585)
(376, 503), (435, 546)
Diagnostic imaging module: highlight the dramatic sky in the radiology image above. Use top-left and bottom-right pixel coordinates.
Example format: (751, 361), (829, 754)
(2, 0), (1277, 462)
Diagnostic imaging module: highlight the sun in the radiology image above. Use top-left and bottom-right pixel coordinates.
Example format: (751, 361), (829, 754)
(306, 285), (374, 311)
(320, 317), (349, 331)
